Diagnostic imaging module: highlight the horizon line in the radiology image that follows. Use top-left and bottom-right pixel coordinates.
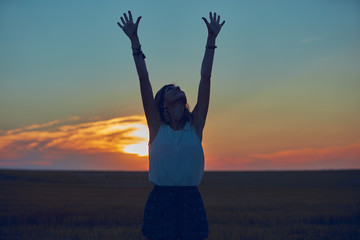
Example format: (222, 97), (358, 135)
(1, 168), (359, 173)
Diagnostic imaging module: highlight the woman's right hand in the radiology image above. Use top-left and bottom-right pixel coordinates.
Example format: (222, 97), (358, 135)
(117, 11), (141, 40)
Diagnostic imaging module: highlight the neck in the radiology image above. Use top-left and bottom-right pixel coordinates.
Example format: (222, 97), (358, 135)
(167, 102), (186, 130)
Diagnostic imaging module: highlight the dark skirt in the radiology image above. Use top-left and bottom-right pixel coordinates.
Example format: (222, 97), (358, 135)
(142, 185), (209, 240)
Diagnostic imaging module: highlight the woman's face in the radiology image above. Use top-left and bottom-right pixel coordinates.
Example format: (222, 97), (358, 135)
(163, 85), (187, 105)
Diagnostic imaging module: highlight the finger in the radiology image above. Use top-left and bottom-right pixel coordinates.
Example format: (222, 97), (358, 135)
(135, 16), (142, 26)
(217, 15), (220, 23)
(117, 22), (124, 29)
(123, 13), (129, 22)
(128, 10), (133, 22)
(202, 17), (210, 27)
(120, 16), (126, 25)
(209, 12), (212, 21)
(220, 20), (225, 27)
(214, 12), (217, 22)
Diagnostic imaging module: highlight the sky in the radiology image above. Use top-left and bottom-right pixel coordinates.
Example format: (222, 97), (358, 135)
(1, 0), (359, 171)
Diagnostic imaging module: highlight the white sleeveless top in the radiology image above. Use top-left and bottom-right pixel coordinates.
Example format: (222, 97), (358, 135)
(148, 121), (205, 186)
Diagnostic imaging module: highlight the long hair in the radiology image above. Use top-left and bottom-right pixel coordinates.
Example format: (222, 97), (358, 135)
(154, 84), (191, 124)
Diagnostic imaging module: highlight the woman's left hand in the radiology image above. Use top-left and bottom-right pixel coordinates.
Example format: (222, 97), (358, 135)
(117, 10), (142, 40)
(202, 12), (225, 38)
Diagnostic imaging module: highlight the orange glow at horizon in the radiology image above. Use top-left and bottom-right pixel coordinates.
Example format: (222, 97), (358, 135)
(0, 115), (359, 170)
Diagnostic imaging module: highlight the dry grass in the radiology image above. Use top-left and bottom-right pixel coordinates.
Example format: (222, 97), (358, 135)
(1, 170), (359, 239)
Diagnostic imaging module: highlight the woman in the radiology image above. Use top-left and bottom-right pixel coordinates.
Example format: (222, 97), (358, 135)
(117, 10), (225, 240)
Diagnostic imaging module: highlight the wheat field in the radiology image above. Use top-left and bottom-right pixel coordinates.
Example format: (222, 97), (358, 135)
(1, 170), (359, 239)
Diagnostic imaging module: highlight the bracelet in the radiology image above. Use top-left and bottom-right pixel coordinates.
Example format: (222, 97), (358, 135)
(206, 45), (217, 49)
(132, 45), (146, 59)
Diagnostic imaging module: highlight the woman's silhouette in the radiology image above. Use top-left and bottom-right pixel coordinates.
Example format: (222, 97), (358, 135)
(117, 10), (225, 240)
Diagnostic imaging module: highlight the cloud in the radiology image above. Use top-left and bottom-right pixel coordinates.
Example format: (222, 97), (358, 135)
(301, 36), (322, 44)
(0, 115), (149, 168)
(249, 141), (360, 169)
(203, 141), (360, 171)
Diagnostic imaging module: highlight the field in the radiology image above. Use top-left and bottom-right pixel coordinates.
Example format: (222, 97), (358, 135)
(0, 170), (359, 240)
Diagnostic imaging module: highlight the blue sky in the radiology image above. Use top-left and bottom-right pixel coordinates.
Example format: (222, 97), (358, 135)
(1, 0), (359, 129)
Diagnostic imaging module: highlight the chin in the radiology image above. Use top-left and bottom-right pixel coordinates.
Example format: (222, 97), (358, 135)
(178, 93), (187, 103)
(167, 92), (187, 104)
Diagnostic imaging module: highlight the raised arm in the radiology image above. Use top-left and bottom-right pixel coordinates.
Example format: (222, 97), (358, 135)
(117, 11), (160, 143)
(192, 12), (225, 140)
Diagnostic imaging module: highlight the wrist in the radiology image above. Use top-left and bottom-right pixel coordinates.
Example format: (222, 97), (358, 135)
(206, 36), (216, 45)
(130, 36), (140, 48)
(131, 42), (146, 59)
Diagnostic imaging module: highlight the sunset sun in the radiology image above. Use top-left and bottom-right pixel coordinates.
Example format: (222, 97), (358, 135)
(123, 141), (149, 157)
(121, 123), (149, 157)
